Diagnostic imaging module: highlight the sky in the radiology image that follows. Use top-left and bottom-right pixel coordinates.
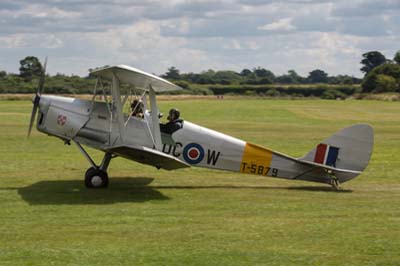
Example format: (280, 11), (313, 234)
(0, 0), (399, 78)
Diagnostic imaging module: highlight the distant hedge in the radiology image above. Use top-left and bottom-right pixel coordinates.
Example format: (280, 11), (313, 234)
(0, 75), (96, 94)
(202, 84), (360, 97)
(0, 75), (360, 99)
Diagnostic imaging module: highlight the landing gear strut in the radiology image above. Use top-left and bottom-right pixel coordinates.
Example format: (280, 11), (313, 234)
(74, 141), (113, 188)
(327, 170), (340, 191)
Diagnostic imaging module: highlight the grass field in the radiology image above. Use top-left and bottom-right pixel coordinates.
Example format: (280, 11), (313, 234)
(1, 99), (399, 266)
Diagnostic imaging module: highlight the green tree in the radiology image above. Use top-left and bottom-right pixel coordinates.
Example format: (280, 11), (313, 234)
(276, 74), (295, 84)
(196, 70), (217, 84)
(394, 51), (400, 65)
(307, 69), (329, 83)
(360, 51), (387, 75)
(19, 56), (43, 82)
(328, 75), (361, 85)
(374, 75), (397, 93)
(0, 70), (6, 78)
(362, 63), (400, 93)
(276, 70), (304, 84)
(362, 73), (378, 93)
(253, 67), (275, 81)
(287, 70), (303, 83)
(240, 69), (252, 76)
(214, 70), (241, 85)
(180, 72), (200, 83)
(163, 66), (180, 80)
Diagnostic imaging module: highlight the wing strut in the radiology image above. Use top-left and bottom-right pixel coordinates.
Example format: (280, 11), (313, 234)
(149, 85), (162, 151)
(111, 72), (126, 143)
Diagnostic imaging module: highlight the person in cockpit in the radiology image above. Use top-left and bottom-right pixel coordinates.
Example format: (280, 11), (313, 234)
(131, 99), (144, 118)
(160, 108), (183, 134)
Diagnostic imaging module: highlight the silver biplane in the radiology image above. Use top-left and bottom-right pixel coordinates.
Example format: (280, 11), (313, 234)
(28, 62), (374, 190)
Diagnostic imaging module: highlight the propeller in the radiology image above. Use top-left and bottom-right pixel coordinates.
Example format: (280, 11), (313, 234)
(27, 57), (47, 138)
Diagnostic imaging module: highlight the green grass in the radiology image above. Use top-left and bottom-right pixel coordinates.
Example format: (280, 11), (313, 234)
(0, 99), (399, 266)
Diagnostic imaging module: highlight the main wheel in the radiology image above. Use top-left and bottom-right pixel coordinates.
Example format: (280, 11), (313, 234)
(84, 167), (109, 188)
(85, 167), (97, 178)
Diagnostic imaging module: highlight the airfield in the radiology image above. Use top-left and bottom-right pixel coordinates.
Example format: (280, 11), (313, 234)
(0, 98), (399, 265)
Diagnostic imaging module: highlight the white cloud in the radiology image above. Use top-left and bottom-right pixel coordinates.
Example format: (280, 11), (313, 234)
(0, 0), (399, 77)
(258, 18), (296, 31)
(0, 34), (63, 49)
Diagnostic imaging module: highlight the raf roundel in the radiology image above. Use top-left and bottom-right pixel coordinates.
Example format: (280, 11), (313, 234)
(183, 143), (205, 164)
(57, 114), (67, 127)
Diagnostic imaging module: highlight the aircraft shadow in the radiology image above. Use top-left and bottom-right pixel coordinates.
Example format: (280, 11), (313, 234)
(15, 178), (352, 205)
(17, 177), (169, 205)
(286, 186), (352, 193)
(148, 185), (352, 193)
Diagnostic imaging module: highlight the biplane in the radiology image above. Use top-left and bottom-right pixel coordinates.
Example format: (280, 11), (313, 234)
(28, 62), (374, 190)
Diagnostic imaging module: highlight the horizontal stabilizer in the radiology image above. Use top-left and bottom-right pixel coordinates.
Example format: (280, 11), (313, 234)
(107, 145), (190, 170)
(294, 159), (362, 184)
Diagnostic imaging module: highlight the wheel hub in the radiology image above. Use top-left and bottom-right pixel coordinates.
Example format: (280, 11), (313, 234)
(91, 175), (103, 187)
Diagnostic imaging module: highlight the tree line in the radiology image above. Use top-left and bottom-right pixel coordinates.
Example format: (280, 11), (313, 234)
(162, 67), (361, 87)
(0, 56), (95, 94)
(360, 51), (400, 93)
(0, 50), (399, 97)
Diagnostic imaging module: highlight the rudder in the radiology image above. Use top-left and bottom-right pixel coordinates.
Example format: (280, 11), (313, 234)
(301, 124), (374, 172)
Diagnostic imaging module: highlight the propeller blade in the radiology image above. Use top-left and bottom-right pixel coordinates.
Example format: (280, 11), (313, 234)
(27, 57), (46, 139)
(37, 56), (47, 95)
(27, 103), (38, 139)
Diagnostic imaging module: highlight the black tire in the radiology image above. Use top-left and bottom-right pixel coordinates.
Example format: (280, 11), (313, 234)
(84, 168), (109, 188)
(85, 167), (97, 178)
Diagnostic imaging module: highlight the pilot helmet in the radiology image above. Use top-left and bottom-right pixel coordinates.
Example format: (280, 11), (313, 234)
(131, 99), (143, 110)
(168, 108), (180, 120)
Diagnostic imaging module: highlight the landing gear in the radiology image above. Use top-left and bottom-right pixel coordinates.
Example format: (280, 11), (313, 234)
(73, 141), (113, 189)
(330, 177), (340, 190)
(85, 168), (109, 188)
(327, 170), (340, 191)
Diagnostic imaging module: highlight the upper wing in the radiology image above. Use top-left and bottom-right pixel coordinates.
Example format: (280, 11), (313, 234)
(89, 65), (182, 92)
(106, 144), (190, 170)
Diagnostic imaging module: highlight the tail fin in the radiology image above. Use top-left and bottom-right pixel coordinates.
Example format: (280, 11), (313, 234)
(301, 124), (374, 173)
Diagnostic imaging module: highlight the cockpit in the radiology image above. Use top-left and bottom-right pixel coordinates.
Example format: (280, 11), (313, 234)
(160, 108), (184, 135)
